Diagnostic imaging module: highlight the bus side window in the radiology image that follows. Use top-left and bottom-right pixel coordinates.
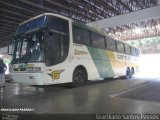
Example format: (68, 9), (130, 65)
(106, 36), (112, 50)
(46, 31), (69, 66)
(131, 47), (136, 56)
(82, 29), (90, 45)
(136, 49), (140, 56)
(99, 36), (105, 49)
(106, 38), (116, 51)
(117, 42), (125, 53)
(91, 32), (99, 48)
(73, 26), (82, 44)
(125, 44), (131, 55)
(105, 37), (107, 48)
(46, 32), (60, 66)
(136, 48), (139, 56)
(60, 34), (69, 60)
(111, 40), (116, 51)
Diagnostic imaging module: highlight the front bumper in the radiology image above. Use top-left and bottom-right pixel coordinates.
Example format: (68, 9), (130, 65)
(11, 72), (45, 85)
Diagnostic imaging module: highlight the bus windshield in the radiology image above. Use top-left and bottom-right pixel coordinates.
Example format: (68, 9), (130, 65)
(11, 14), (69, 65)
(16, 16), (47, 34)
(12, 31), (45, 64)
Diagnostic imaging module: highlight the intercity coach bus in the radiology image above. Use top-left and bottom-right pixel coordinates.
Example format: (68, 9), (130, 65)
(9, 13), (139, 87)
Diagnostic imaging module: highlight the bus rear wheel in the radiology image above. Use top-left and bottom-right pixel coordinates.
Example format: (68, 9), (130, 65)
(126, 68), (131, 79)
(72, 68), (87, 87)
(131, 67), (134, 76)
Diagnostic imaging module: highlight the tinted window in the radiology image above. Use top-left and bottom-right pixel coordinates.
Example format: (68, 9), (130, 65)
(46, 32), (69, 66)
(131, 47), (140, 56)
(73, 26), (83, 43)
(91, 32), (105, 48)
(46, 19), (69, 66)
(99, 35), (105, 48)
(131, 47), (136, 56)
(91, 32), (99, 47)
(82, 29), (90, 45)
(48, 16), (68, 34)
(117, 42), (125, 53)
(106, 37), (116, 51)
(124, 44), (131, 55)
(136, 48), (140, 56)
(17, 16), (47, 34)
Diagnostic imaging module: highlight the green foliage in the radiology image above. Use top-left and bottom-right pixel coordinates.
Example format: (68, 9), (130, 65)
(126, 37), (160, 54)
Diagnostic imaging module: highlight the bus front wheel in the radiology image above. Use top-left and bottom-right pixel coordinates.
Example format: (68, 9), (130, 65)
(72, 68), (87, 87)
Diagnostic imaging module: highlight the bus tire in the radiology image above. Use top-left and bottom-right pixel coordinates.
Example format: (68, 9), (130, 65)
(72, 67), (87, 87)
(126, 68), (131, 79)
(130, 67), (134, 78)
(131, 67), (134, 75)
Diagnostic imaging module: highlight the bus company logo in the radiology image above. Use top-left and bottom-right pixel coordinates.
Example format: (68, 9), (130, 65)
(48, 69), (65, 79)
(74, 50), (88, 55)
(117, 54), (130, 61)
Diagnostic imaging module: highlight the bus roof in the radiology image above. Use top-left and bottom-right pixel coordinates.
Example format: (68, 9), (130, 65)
(19, 13), (138, 49)
(20, 13), (71, 26)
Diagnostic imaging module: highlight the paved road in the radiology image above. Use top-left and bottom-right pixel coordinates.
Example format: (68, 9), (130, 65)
(1, 77), (160, 115)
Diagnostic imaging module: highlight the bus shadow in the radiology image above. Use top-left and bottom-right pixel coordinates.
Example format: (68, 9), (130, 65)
(84, 78), (118, 86)
(32, 78), (120, 92)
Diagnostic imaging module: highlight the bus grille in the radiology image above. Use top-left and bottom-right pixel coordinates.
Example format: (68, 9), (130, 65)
(13, 68), (27, 71)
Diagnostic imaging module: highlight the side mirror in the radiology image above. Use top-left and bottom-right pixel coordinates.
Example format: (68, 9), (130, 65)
(7, 42), (14, 55)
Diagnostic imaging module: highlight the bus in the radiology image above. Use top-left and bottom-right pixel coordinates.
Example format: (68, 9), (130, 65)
(9, 13), (139, 87)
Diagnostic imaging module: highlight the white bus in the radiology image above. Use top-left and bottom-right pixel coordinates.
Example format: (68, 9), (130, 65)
(9, 13), (139, 87)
